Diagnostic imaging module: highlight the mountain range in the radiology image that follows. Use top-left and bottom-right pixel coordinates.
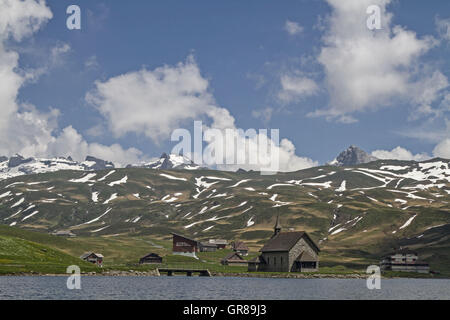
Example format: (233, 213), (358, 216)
(0, 145), (403, 181)
(0, 153), (199, 181)
(126, 153), (201, 170)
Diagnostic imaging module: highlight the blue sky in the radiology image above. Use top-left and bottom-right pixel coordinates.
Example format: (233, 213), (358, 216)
(2, 0), (450, 168)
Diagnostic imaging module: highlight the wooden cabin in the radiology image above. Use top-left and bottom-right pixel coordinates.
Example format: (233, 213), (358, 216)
(172, 233), (199, 256)
(139, 253), (163, 264)
(221, 252), (248, 266)
(231, 241), (249, 256)
(380, 249), (430, 273)
(209, 239), (228, 249)
(80, 252), (104, 267)
(199, 242), (217, 252)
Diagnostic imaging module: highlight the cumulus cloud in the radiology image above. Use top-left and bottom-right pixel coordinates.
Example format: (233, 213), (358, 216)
(84, 55), (99, 70)
(0, 0), (52, 41)
(202, 129), (318, 172)
(278, 74), (319, 103)
(23, 42), (72, 83)
(252, 107), (274, 124)
(44, 126), (143, 167)
(396, 117), (450, 160)
(86, 56), (234, 142)
(285, 20), (304, 35)
(312, 0), (445, 122)
(0, 0), (52, 135)
(0, 0), (145, 167)
(371, 146), (430, 162)
(410, 71), (449, 119)
(433, 139), (450, 159)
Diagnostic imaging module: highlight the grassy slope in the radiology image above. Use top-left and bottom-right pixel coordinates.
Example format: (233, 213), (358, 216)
(0, 234), (99, 274)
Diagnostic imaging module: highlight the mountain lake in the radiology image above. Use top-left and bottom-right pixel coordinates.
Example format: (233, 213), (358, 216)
(0, 276), (449, 300)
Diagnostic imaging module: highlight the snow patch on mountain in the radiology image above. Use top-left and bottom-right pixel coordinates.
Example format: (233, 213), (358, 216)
(127, 153), (200, 170)
(0, 155), (114, 181)
(160, 173), (187, 181)
(70, 173), (97, 183)
(108, 175), (128, 187)
(103, 193), (118, 204)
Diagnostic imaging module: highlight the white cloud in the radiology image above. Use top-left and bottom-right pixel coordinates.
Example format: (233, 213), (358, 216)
(85, 55), (99, 69)
(278, 74), (319, 103)
(23, 42), (72, 82)
(0, 0), (146, 167)
(86, 55), (234, 142)
(203, 129), (318, 172)
(246, 72), (266, 89)
(433, 139), (450, 159)
(51, 42), (70, 58)
(395, 118), (450, 160)
(0, 0), (52, 41)
(285, 20), (304, 35)
(50, 42), (71, 64)
(410, 71), (449, 119)
(252, 107), (274, 124)
(371, 146), (430, 161)
(45, 126), (143, 167)
(313, 0), (444, 122)
(398, 118), (450, 144)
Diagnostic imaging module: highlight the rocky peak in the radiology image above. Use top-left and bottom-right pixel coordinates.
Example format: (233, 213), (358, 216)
(8, 154), (33, 168)
(84, 156), (115, 171)
(330, 145), (378, 167)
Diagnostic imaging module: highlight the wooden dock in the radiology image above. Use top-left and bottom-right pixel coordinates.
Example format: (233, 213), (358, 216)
(157, 268), (211, 277)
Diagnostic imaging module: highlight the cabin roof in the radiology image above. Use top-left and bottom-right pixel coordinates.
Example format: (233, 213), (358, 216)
(209, 239), (227, 245)
(80, 252), (103, 259)
(199, 242), (217, 248)
(171, 233), (198, 244)
(221, 252), (244, 262)
(260, 232), (320, 253)
(232, 241), (249, 251)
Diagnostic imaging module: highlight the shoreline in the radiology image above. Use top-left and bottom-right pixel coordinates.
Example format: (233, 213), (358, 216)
(0, 270), (446, 280)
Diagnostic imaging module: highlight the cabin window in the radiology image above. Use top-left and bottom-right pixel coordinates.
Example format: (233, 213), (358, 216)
(281, 257), (283, 265)
(274, 257), (276, 266)
(267, 257), (270, 265)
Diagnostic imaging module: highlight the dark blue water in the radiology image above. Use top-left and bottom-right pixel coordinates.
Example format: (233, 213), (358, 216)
(0, 276), (449, 300)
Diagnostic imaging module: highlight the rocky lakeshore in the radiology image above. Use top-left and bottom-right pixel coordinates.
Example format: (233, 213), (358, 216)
(1, 270), (442, 279)
(1, 270), (369, 279)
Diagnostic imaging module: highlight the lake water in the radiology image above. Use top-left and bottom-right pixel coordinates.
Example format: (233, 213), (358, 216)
(0, 276), (449, 300)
